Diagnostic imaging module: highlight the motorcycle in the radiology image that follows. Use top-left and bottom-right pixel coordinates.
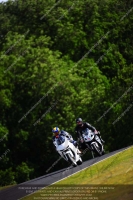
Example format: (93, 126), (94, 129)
(81, 128), (104, 157)
(53, 135), (82, 167)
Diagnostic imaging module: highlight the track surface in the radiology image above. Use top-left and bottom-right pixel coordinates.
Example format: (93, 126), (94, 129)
(0, 146), (131, 200)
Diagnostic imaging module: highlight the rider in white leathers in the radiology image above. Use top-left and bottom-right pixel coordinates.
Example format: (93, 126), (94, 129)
(52, 127), (81, 154)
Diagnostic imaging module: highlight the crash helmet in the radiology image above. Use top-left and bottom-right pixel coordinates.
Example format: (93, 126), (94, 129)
(52, 127), (60, 136)
(76, 118), (83, 126)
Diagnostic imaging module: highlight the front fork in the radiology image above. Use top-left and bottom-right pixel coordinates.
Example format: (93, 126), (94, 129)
(95, 135), (103, 152)
(85, 137), (103, 158)
(62, 150), (76, 162)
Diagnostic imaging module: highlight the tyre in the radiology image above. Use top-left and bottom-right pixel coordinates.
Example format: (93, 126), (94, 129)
(77, 158), (82, 165)
(92, 143), (102, 156)
(66, 153), (77, 167)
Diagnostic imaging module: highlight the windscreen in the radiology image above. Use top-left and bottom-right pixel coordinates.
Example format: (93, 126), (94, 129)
(82, 128), (90, 135)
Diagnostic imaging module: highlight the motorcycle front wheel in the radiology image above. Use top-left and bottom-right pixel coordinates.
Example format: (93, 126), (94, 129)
(91, 143), (102, 156)
(77, 157), (82, 165)
(66, 153), (77, 167)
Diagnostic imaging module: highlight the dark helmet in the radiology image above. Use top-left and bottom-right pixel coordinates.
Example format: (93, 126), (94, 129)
(76, 118), (83, 126)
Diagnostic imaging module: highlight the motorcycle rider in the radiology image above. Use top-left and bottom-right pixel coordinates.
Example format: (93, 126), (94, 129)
(75, 118), (105, 150)
(52, 127), (81, 153)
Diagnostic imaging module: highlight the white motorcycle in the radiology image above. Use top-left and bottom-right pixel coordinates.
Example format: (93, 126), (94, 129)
(81, 128), (104, 157)
(53, 135), (82, 167)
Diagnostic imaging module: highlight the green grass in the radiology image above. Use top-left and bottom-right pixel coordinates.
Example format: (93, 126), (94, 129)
(21, 146), (133, 200)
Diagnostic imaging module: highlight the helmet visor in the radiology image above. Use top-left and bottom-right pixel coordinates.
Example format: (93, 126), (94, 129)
(77, 121), (82, 124)
(53, 131), (59, 136)
(76, 121), (82, 126)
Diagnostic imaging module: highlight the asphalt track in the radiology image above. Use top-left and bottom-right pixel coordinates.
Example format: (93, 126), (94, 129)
(0, 145), (132, 200)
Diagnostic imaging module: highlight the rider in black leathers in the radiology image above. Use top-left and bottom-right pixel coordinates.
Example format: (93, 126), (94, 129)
(75, 118), (105, 150)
